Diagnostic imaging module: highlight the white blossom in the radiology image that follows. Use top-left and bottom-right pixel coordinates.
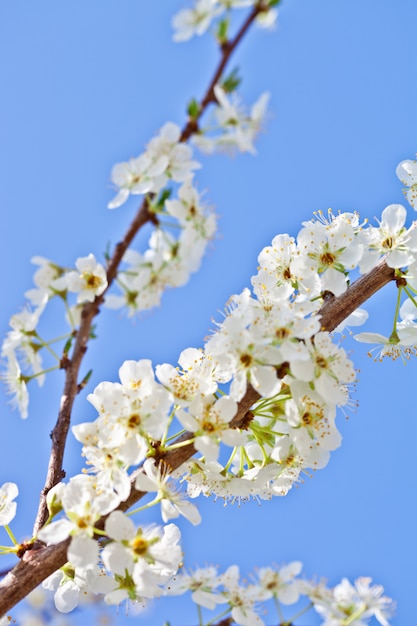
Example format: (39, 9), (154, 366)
(63, 254), (107, 303)
(0, 482), (18, 526)
(311, 576), (395, 626)
(1, 351), (29, 418)
(172, 0), (222, 42)
(254, 562), (302, 604)
(359, 204), (417, 273)
(194, 86), (270, 155)
(166, 565), (223, 609)
(135, 459), (201, 525)
(354, 329), (417, 362)
(396, 158), (417, 209)
(108, 153), (168, 209)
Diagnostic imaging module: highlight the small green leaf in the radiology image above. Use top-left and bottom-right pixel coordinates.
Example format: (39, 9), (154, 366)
(187, 98), (200, 120)
(79, 369), (93, 391)
(104, 241), (112, 262)
(63, 336), (73, 356)
(150, 187), (172, 214)
(221, 66), (241, 93)
(216, 17), (229, 45)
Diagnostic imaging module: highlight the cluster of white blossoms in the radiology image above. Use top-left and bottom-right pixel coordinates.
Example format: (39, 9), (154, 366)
(13, 558), (394, 625)
(172, 0), (278, 43)
(0, 253), (108, 418)
(1, 0), (276, 415)
(104, 82), (271, 309)
(1, 1), (413, 622)
(193, 85), (271, 155)
(3, 188), (414, 626)
(37, 487), (183, 612)
(106, 120), (218, 312)
(0, 475), (395, 625)
(107, 122), (201, 210)
(106, 185), (216, 314)
(21, 170), (415, 614)
(1, 78), (273, 414)
(166, 563), (394, 626)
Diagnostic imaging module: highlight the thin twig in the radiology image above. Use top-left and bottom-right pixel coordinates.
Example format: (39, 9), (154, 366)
(180, 3), (265, 142)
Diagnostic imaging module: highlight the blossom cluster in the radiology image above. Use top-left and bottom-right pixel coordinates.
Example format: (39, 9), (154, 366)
(12, 560), (395, 626)
(2, 0), (414, 621)
(193, 85), (271, 155)
(1, 74), (274, 413)
(172, 0), (278, 43)
(3, 139), (416, 626)
(1, 119), (217, 413)
(106, 148), (217, 313)
(1, 0), (277, 416)
(24, 187), (413, 612)
(166, 563), (394, 626)
(35, 475), (183, 611)
(107, 121), (201, 210)
(0, 253), (108, 418)
(2, 160), (414, 626)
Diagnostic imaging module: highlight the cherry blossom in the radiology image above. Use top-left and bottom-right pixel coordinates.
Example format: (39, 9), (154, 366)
(0, 483), (18, 527)
(310, 576), (395, 626)
(134, 459), (201, 525)
(107, 153), (168, 209)
(354, 330), (417, 362)
(396, 158), (417, 209)
(171, 0), (222, 42)
(63, 254), (108, 304)
(359, 204), (417, 273)
(1, 351), (29, 419)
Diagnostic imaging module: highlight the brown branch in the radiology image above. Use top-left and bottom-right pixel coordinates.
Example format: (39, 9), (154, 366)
(319, 259), (396, 332)
(32, 6), (266, 536)
(0, 541), (70, 617)
(0, 260), (397, 616)
(180, 2), (265, 142)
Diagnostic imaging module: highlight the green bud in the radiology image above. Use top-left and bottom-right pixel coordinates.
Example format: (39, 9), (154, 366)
(216, 17), (229, 45)
(221, 67), (241, 93)
(79, 369), (93, 390)
(63, 336), (73, 356)
(187, 98), (200, 120)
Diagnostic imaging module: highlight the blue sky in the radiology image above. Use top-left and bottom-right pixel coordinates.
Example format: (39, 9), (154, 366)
(1, 1), (417, 624)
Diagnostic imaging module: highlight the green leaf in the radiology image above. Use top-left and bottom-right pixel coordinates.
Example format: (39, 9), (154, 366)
(187, 97), (200, 120)
(150, 187), (172, 214)
(216, 17), (229, 45)
(221, 66), (241, 93)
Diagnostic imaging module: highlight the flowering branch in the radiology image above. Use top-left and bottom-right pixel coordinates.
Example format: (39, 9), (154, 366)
(32, 3), (267, 537)
(180, 2), (266, 141)
(319, 259), (396, 331)
(2, 3), (414, 624)
(0, 256), (397, 616)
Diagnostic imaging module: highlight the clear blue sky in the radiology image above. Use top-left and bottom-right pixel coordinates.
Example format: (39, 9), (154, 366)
(1, 1), (417, 624)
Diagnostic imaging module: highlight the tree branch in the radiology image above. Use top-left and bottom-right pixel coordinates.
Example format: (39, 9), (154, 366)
(180, 3), (265, 141)
(0, 259), (396, 616)
(33, 5), (265, 536)
(319, 260), (396, 331)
